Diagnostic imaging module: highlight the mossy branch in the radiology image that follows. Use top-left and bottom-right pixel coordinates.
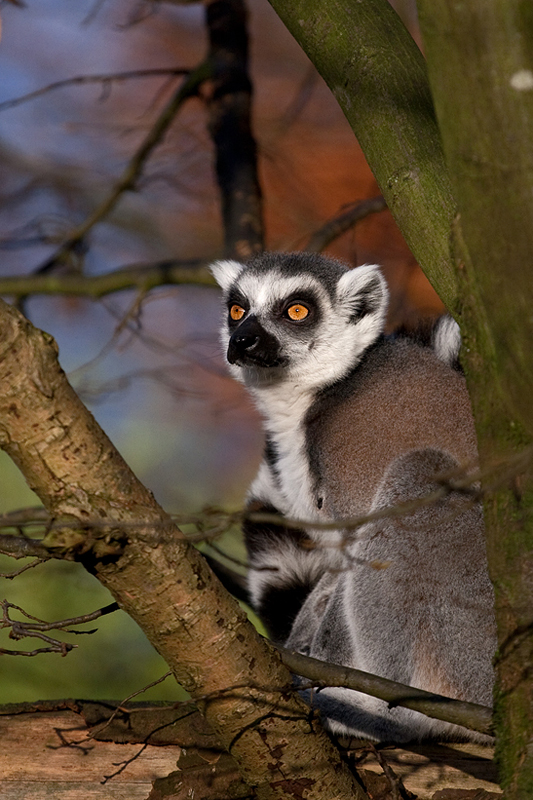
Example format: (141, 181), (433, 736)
(266, 0), (458, 310)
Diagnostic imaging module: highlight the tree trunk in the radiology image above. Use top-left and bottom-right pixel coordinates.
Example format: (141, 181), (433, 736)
(266, 0), (533, 794)
(0, 298), (363, 800)
(206, 0), (264, 260)
(417, 4), (533, 795)
(265, 0), (458, 308)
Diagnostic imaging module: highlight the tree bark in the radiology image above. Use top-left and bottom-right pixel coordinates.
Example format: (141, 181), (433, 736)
(266, 0), (458, 308)
(206, 0), (264, 260)
(0, 702), (501, 799)
(266, 0), (533, 794)
(417, 4), (533, 796)
(0, 298), (363, 800)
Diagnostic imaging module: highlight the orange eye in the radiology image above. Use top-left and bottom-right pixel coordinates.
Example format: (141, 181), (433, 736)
(286, 304), (309, 321)
(230, 304), (246, 321)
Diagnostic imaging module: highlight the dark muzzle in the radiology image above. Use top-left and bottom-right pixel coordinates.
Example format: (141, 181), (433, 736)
(228, 316), (286, 368)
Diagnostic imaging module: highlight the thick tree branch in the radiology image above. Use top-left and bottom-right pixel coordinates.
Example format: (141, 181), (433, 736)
(0, 298), (363, 799)
(266, 0), (459, 311)
(416, 4), (533, 794)
(264, 2), (533, 793)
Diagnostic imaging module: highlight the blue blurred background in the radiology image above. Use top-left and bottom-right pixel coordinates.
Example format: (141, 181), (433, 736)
(0, 0), (435, 704)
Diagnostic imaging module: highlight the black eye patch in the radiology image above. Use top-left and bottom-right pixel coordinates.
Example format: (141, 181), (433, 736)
(226, 289), (249, 326)
(273, 291), (320, 326)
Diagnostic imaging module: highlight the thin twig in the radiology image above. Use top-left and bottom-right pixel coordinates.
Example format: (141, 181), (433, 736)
(0, 446), (530, 563)
(37, 60), (211, 273)
(0, 558), (47, 579)
(1, 600), (119, 632)
(0, 468), (497, 556)
(0, 645), (73, 656)
(101, 743), (149, 784)
(89, 670), (173, 738)
(0, 68), (191, 113)
(367, 744), (406, 800)
(306, 196), (388, 252)
(0, 600), (119, 656)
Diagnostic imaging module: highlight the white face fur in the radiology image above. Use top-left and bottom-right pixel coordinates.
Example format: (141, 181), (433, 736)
(211, 254), (389, 396)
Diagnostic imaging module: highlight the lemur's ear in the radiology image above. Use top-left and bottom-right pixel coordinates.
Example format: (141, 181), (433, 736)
(336, 264), (388, 325)
(210, 259), (244, 293)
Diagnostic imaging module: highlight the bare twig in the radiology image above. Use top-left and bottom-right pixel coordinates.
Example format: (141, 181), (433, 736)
(306, 196), (388, 253)
(0, 507), (49, 526)
(89, 670), (173, 738)
(367, 744), (408, 800)
(1, 600), (119, 632)
(37, 61), (211, 274)
(0, 68), (191, 113)
(0, 462), (499, 556)
(278, 64), (320, 131)
(0, 645), (74, 656)
(101, 743), (149, 784)
(0, 534), (51, 560)
(0, 600), (120, 656)
(0, 259), (215, 299)
(0, 558), (47, 579)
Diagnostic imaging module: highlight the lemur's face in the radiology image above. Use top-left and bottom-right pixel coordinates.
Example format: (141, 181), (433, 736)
(211, 253), (388, 391)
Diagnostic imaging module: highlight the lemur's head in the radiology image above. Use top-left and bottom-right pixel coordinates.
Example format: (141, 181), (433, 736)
(211, 252), (388, 391)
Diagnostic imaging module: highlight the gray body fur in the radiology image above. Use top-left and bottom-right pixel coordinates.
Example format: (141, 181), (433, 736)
(211, 252), (496, 743)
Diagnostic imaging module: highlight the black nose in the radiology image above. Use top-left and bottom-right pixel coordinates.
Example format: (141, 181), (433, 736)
(227, 316), (284, 367)
(233, 330), (260, 352)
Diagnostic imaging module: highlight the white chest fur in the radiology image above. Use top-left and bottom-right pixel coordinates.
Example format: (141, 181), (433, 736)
(249, 382), (345, 550)
(252, 382), (316, 516)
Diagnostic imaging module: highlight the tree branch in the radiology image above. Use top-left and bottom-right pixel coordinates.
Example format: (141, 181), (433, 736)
(0, 298), (364, 799)
(266, 0), (459, 311)
(0, 68), (191, 113)
(0, 599), (120, 656)
(205, 0), (264, 259)
(0, 533), (51, 560)
(276, 647), (493, 738)
(0, 259), (215, 298)
(0, 502), (492, 736)
(37, 61), (211, 274)
(416, 4), (533, 793)
(306, 196), (387, 253)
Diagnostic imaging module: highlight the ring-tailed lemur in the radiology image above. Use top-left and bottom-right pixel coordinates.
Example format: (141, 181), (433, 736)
(211, 251), (496, 743)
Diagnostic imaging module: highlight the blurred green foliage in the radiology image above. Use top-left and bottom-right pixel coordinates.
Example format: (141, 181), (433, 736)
(0, 451), (184, 703)
(0, 448), (256, 705)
